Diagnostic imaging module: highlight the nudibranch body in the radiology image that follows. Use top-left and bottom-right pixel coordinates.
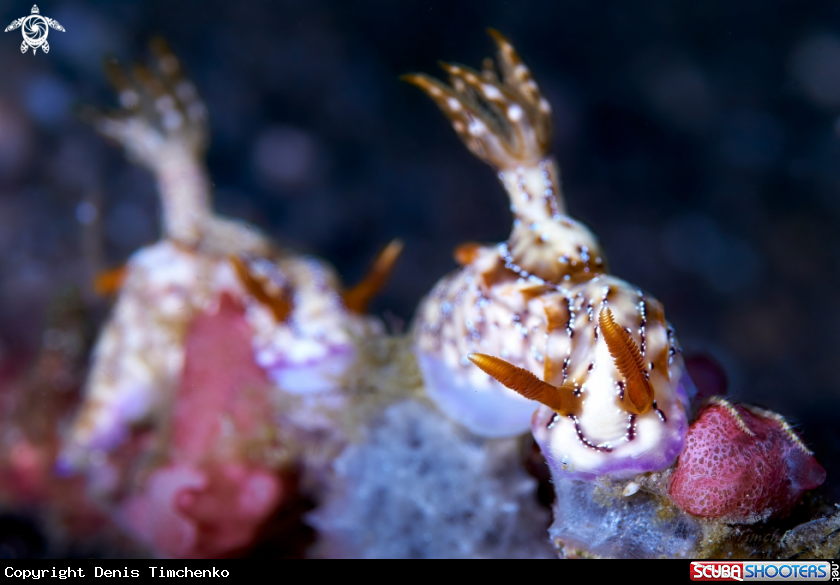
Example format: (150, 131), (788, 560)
(527, 285), (693, 481)
(413, 243), (562, 437)
(61, 42), (384, 470)
(408, 31), (695, 479)
(236, 253), (376, 395)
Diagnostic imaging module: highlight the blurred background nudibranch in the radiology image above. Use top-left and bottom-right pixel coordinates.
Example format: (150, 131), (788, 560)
(0, 0), (840, 559)
(49, 38), (395, 558)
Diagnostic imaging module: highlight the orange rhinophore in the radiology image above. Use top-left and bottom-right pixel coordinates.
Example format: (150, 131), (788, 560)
(468, 353), (579, 416)
(93, 265), (128, 296)
(598, 307), (653, 415)
(230, 255), (292, 323)
(453, 242), (483, 267)
(342, 239), (404, 314)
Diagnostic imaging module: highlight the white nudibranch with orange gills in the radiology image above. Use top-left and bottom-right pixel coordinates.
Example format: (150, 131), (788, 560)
(408, 30), (695, 479)
(59, 41), (395, 472)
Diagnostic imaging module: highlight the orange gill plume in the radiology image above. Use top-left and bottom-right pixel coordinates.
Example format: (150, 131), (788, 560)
(467, 353), (580, 416)
(82, 39), (212, 249)
(598, 307), (654, 415)
(342, 239), (404, 314)
(94, 38), (208, 155)
(404, 29), (609, 286)
(401, 29), (551, 168)
(230, 255), (292, 322)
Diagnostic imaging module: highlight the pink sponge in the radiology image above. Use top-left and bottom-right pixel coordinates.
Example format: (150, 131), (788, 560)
(118, 294), (284, 558)
(120, 461), (282, 558)
(669, 400), (825, 520)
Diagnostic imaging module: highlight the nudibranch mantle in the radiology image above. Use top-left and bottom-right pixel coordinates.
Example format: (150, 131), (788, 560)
(243, 254), (371, 394)
(414, 244), (557, 437)
(408, 30), (695, 469)
(531, 278), (694, 481)
(62, 238), (375, 464)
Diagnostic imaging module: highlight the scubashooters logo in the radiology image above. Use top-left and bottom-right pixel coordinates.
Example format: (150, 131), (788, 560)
(691, 561), (836, 582)
(4, 5), (65, 54)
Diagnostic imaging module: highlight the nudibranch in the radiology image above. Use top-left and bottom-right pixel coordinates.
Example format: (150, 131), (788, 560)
(407, 31), (695, 479)
(60, 41), (390, 470)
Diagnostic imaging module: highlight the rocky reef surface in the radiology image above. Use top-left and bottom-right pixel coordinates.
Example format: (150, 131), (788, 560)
(309, 400), (553, 559)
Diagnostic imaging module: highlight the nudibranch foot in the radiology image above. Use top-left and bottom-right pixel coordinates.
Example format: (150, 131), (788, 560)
(416, 349), (541, 438)
(413, 242), (560, 436)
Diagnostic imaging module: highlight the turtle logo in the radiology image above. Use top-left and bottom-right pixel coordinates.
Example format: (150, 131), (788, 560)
(5, 5), (65, 55)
